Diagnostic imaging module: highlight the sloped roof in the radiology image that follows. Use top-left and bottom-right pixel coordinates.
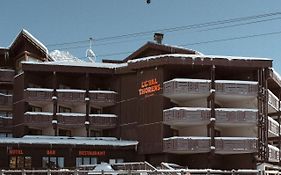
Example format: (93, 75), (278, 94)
(123, 41), (202, 62)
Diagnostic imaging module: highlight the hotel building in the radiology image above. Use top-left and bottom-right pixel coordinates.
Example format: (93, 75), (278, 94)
(0, 30), (281, 170)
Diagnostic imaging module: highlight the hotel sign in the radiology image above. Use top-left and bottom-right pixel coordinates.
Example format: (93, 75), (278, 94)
(9, 149), (24, 155)
(139, 78), (161, 96)
(78, 151), (106, 156)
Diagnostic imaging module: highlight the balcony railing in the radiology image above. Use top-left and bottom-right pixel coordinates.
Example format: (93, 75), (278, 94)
(24, 112), (52, 128)
(0, 93), (12, 109)
(0, 69), (14, 82)
(163, 107), (210, 126)
(215, 80), (258, 97)
(57, 89), (85, 104)
(163, 137), (211, 154)
(57, 113), (85, 128)
(89, 90), (117, 107)
(89, 114), (117, 129)
(163, 79), (211, 101)
(24, 88), (53, 102)
(0, 116), (12, 128)
(215, 137), (258, 154)
(268, 144), (280, 163)
(268, 117), (279, 137)
(268, 90), (279, 113)
(215, 108), (258, 126)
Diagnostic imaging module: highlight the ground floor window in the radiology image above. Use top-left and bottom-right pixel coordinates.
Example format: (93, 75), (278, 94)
(76, 157), (97, 167)
(109, 158), (124, 164)
(9, 156), (31, 169)
(42, 157), (64, 169)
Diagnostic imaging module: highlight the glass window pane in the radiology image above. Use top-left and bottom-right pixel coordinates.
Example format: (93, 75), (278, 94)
(83, 157), (90, 165)
(76, 157), (82, 167)
(9, 156), (17, 169)
(49, 157), (56, 168)
(25, 156), (32, 169)
(42, 157), (48, 168)
(90, 157), (97, 164)
(117, 159), (124, 163)
(57, 157), (64, 168)
(109, 159), (116, 164)
(17, 156), (24, 169)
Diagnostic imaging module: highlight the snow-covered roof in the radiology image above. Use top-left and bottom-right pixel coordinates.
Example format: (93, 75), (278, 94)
(161, 43), (204, 55)
(26, 88), (53, 92)
(23, 61), (128, 69)
(25, 112), (52, 116)
(268, 116), (279, 125)
(0, 135), (138, 147)
(268, 144), (279, 151)
(10, 29), (48, 54)
(128, 53), (271, 64)
(0, 116), (12, 119)
(49, 50), (83, 62)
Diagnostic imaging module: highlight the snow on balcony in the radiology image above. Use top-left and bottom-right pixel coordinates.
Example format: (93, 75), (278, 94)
(215, 80), (258, 102)
(268, 116), (279, 137)
(163, 136), (211, 154)
(163, 79), (211, 102)
(25, 88), (53, 102)
(215, 137), (258, 154)
(57, 89), (86, 103)
(268, 144), (280, 163)
(163, 107), (210, 126)
(89, 90), (117, 108)
(89, 114), (117, 129)
(268, 90), (279, 113)
(24, 112), (53, 128)
(56, 113), (85, 128)
(215, 108), (258, 126)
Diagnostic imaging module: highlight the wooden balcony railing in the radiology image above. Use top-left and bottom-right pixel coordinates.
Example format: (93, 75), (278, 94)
(268, 117), (279, 137)
(0, 69), (14, 82)
(24, 88), (53, 102)
(215, 80), (258, 96)
(89, 90), (117, 107)
(163, 79), (211, 98)
(57, 113), (85, 128)
(268, 144), (280, 163)
(0, 93), (12, 109)
(163, 137), (211, 154)
(24, 112), (53, 127)
(57, 89), (85, 103)
(0, 116), (13, 128)
(215, 137), (258, 154)
(215, 108), (258, 126)
(268, 90), (279, 112)
(163, 107), (210, 126)
(89, 114), (117, 129)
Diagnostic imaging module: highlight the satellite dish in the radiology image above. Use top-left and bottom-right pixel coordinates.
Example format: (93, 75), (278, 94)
(86, 37), (96, 62)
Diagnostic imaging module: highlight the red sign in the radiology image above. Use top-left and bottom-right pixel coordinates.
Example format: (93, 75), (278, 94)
(78, 151), (106, 156)
(46, 150), (56, 155)
(9, 149), (23, 155)
(139, 78), (161, 96)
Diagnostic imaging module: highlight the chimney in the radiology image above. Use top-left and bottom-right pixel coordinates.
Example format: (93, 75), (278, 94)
(154, 33), (164, 44)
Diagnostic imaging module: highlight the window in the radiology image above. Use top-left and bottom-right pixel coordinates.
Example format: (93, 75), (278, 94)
(28, 105), (42, 112)
(42, 157), (64, 169)
(0, 133), (12, 137)
(9, 156), (32, 169)
(59, 129), (71, 137)
(76, 157), (97, 167)
(59, 106), (71, 113)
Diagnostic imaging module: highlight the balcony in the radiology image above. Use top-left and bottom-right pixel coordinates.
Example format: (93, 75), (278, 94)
(0, 116), (12, 130)
(163, 79), (211, 102)
(215, 80), (258, 103)
(89, 90), (117, 108)
(57, 113), (85, 128)
(215, 137), (258, 154)
(89, 114), (117, 129)
(0, 69), (14, 83)
(215, 108), (258, 126)
(268, 90), (279, 113)
(268, 144), (280, 163)
(24, 112), (52, 128)
(163, 107), (210, 126)
(24, 88), (53, 103)
(163, 137), (211, 154)
(0, 93), (12, 110)
(57, 89), (85, 104)
(268, 117), (279, 137)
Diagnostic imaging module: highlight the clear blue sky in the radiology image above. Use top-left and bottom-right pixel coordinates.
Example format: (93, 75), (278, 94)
(1, 1), (281, 72)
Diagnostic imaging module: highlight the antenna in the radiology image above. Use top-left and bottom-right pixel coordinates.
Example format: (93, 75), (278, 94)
(86, 37), (96, 62)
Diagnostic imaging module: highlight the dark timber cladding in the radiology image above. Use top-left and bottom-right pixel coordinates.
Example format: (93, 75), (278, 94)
(2, 29), (281, 170)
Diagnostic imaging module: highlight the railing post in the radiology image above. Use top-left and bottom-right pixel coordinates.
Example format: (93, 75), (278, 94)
(47, 169), (51, 175)
(101, 170), (104, 175)
(0, 169), (3, 175)
(207, 169), (210, 175)
(74, 169), (78, 175)
(21, 169), (26, 175)
(231, 169), (235, 175)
